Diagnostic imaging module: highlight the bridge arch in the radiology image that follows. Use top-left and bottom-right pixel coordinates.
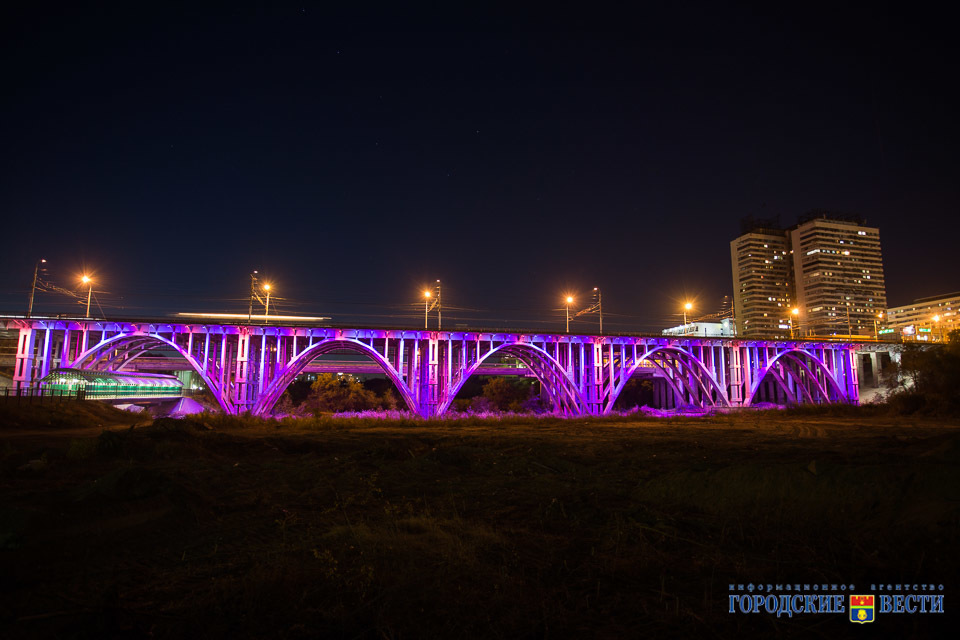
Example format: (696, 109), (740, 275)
(254, 338), (419, 417)
(69, 332), (230, 412)
(746, 349), (846, 406)
(437, 342), (588, 416)
(606, 345), (731, 413)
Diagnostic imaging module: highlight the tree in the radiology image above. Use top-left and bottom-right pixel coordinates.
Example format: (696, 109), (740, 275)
(304, 373), (379, 414)
(887, 329), (960, 415)
(479, 377), (538, 412)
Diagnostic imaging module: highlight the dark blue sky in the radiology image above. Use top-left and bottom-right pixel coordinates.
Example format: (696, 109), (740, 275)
(2, 4), (957, 331)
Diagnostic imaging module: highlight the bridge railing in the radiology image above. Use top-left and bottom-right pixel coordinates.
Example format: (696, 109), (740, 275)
(1, 386), (84, 403)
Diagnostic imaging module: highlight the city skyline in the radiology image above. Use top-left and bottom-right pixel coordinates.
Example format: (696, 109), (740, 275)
(2, 5), (958, 330)
(731, 211), (889, 340)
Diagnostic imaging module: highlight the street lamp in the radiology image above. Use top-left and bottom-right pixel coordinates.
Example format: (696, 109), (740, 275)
(81, 275), (93, 318)
(424, 290), (432, 329)
(594, 287), (603, 334)
(874, 312), (883, 340)
(933, 314), (944, 342)
(435, 279), (442, 330)
(27, 258), (47, 318)
(263, 284), (272, 318)
(248, 270), (259, 322)
(683, 302), (693, 326)
(565, 296), (574, 333)
(790, 307), (799, 339)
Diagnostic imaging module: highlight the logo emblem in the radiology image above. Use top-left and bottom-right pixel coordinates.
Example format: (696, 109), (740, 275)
(850, 595), (874, 624)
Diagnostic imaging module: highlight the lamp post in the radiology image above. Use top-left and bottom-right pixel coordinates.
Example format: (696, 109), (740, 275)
(874, 312), (883, 340)
(933, 314), (944, 342)
(27, 258), (46, 318)
(594, 287), (603, 334)
(263, 284), (271, 319)
(565, 296), (574, 333)
(423, 290), (431, 329)
(248, 271), (259, 323)
(81, 275), (93, 318)
(683, 302), (693, 327)
(790, 307), (799, 339)
(435, 279), (442, 330)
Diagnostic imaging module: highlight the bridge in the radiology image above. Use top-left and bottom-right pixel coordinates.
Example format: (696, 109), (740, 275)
(2, 316), (866, 417)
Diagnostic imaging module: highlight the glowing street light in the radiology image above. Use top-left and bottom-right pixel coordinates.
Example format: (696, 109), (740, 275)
(933, 314), (944, 342)
(874, 312), (883, 340)
(790, 307), (799, 339)
(81, 275), (93, 318)
(27, 258), (47, 318)
(263, 283), (272, 318)
(424, 290), (432, 329)
(565, 296), (574, 333)
(421, 281), (442, 329)
(683, 301), (693, 326)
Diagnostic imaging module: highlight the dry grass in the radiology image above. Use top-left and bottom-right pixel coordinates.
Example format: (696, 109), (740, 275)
(1, 409), (957, 638)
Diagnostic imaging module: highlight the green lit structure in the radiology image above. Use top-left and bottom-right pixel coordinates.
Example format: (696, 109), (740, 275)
(39, 368), (183, 400)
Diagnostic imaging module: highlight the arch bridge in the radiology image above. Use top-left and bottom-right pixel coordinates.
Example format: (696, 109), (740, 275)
(3, 317), (862, 417)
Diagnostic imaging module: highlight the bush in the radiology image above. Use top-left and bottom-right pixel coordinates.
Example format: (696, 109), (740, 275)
(885, 329), (960, 416)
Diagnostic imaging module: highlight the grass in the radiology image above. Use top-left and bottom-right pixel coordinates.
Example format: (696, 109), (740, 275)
(0, 408), (957, 638)
(0, 398), (135, 430)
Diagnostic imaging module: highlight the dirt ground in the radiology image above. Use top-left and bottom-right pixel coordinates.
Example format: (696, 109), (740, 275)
(1, 405), (957, 638)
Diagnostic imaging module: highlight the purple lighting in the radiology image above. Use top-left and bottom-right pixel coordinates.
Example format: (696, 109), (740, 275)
(1, 316), (863, 417)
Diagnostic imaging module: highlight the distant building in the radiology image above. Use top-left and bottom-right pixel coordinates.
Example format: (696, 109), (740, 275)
(730, 220), (793, 339)
(731, 211), (887, 339)
(885, 292), (959, 342)
(789, 213), (887, 337)
(662, 319), (736, 338)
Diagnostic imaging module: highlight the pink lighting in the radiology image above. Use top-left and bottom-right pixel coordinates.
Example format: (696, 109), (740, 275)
(1, 315), (862, 418)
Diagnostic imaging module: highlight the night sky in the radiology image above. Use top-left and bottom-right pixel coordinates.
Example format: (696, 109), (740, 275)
(2, 4), (957, 332)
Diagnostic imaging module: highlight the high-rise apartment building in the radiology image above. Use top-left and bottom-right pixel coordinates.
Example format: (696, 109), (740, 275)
(789, 213), (886, 337)
(730, 212), (887, 338)
(730, 221), (793, 339)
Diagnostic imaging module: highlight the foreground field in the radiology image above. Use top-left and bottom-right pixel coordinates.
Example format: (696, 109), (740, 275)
(1, 407), (958, 638)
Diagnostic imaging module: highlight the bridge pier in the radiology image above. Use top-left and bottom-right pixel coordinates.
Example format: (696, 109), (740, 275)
(13, 328), (36, 391)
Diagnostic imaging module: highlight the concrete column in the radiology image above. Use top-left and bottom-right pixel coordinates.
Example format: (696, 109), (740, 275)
(257, 333), (267, 395)
(421, 336), (440, 417)
(446, 337), (452, 394)
(203, 332), (210, 372)
(60, 329), (72, 368)
(13, 328), (36, 390)
(234, 333), (252, 408)
(845, 348), (859, 404)
(40, 328), (53, 378)
(219, 335), (227, 394)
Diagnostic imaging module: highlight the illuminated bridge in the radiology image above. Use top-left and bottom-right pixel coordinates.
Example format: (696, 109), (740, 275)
(2, 316), (866, 417)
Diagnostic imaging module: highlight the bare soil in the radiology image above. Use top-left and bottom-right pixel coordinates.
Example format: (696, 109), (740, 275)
(1, 405), (957, 638)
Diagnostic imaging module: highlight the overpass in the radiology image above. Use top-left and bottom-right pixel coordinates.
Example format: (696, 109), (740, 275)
(2, 316), (869, 417)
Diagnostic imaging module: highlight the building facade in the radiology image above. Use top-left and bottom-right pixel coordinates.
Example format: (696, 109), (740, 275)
(789, 214), (886, 338)
(730, 226), (793, 339)
(731, 212), (887, 339)
(884, 292), (959, 342)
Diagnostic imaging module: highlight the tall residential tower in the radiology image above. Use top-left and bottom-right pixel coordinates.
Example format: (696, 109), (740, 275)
(731, 212), (887, 339)
(789, 213), (886, 337)
(730, 219), (793, 339)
